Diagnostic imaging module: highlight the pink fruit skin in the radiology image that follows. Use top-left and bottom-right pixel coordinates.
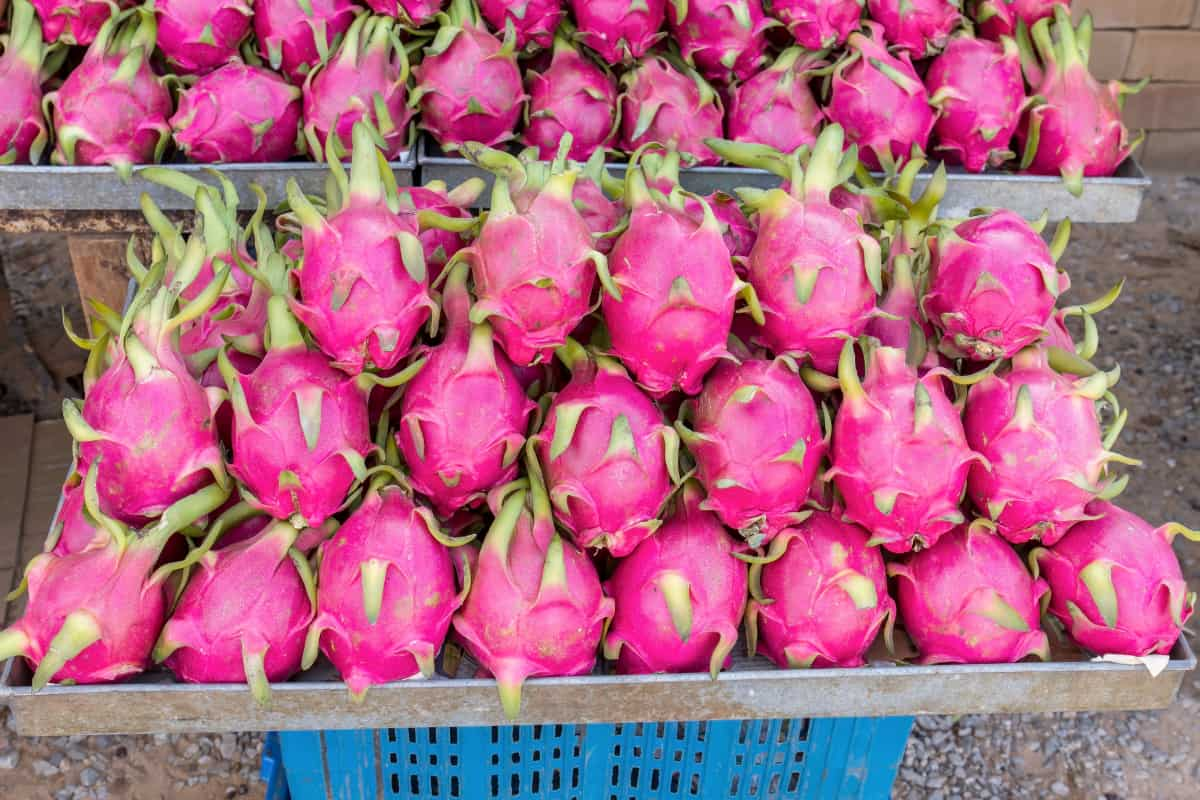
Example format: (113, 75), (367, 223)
(1033, 502), (1194, 657)
(824, 23), (934, 171)
(866, 0), (960, 57)
(574, 174), (623, 253)
(396, 268), (536, 516)
(366, 0), (446, 25)
(667, 0), (774, 84)
(478, 0), (563, 49)
(727, 49), (824, 154)
(309, 486), (464, 695)
(771, 0), (860, 50)
(681, 358), (825, 546)
(976, 0), (1066, 40)
(748, 511), (894, 668)
(924, 210), (1060, 361)
(172, 62), (302, 163)
(30, 0), (132, 45)
(619, 56), (724, 166)
(254, 0), (358, 84)
(523, 37), (617, 161)
(699, 192), (756, 261)
(927, 36), (1025, 173)
(155, 0), (252, 75)
(45, 480), (109, 557)
(570, 0), (666, 63)
(890, 525), (1050, 664)
(603, 484), (747, 676)
(159, 524), (314, 685)
(0, 1), (49, 165)
(397, 184), (479, 273)
(829, 346), (981, 554)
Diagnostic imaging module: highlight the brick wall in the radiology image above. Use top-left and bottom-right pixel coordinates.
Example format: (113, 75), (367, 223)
(1075, 0), (1200, 172)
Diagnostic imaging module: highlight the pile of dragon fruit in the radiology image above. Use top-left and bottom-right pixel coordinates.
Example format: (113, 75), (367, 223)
(0, 120), (1193, 721)
(1, 0), (1141, 195)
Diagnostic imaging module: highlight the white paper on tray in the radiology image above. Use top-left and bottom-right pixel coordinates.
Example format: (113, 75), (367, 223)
(1091, 653), (1171, 677)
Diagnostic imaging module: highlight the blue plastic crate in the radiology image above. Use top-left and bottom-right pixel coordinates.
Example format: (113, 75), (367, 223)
(273, 717), (913, 800)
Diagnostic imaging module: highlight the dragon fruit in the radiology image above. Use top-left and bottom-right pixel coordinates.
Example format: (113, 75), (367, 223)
(29, 0), (132, 45)
(254, 0), (358, 84)
(569, 0), (665, 64)
(412, 0), (526, 150)
(927, 35), (1025, 173)
(1032, 503), (1197, 657)
(828, 342), (981, 554)
(171, 61), (302, 163)
(866, 0), (960, 57)
(574, 149), (624, 252)
(154, 520), (315, 705)
(726, 48), (825, 154)
(396, 179), (483, 273)
(478, 0), (562, 50)
(396, 264), (536, 516)
(746, 510), (893, 668)
(287, 123), (437, 374)
(602, 482), (747, 677)
(304, 478), (470, 698)
(303, 13), (414, 162)
(0, 0), (50, 165)
(702, 192), (756, 261)
(975, 0), (1066, 41)
(44, 7), (172, 173)
(676, 357), (824, 547)
(666, 0), (775, 84)
(924, 209), (1066, 361)
(823, 22), (934, 172)
(770, 0), (861, 50)
(523, 33), (617, 161)
(155, 0), (252, 75)
(531, 341), (680, 556)
(619, 56), (724, 166)
(965, 348), (1133, 545)
(42, 477), (108, 557)
(454, 477), (613, 718)
(366, 0), (446, 25)
(1016, 8), (1144, 196)
(889, 522), (1051, 664)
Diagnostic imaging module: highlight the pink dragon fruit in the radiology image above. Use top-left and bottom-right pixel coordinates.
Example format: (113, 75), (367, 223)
(254, 0), (358, 84)
(396, 179), (483, 273)
(866, 0), (960, 57)
(287, 123), (437, 374)
(569, 0), (665, 64)
(924, 209), (1066, 361)
(531, 341), (680, 556)
(304, 479), (470, 698)
(44, 7), (172, 173)
(1033, 503), (1198, 657)
(0, 0), (50, 165)
(746, 510), (894, 668)
(29, 0), (132, 45)
(823, 22), (934, 172)
(828, 342), (981, 554)
(365, 0), (446, 25)
(727, 48), (825, 155)
(523, 33), (617, 161)
(412, 0), (526, 150)
(303, 13), (414, 162)
(676, 357), (824, 547)
(701, 191), (756, 261)
(965, 348), (1133, 545)
(619, 56), (724, 166)
(708, 126), (882, 373)
(154, 520), (315, 705)
(1016, 8), (1143, 196)
(771, 0), (861, 50)
(926, 35), (1025, 172)
(171, 61), (302, 163)
(975, 0), (1067, 41)
(454, 477), (614, 718)
(574, 148), (624, 252)
(155, 0), (252, 75)
(865, 254), (935, 361)
(666, 0), (775, 84)
(889, 522), (1051, 664)
(602, 482), (747, 677)
(396, 264), (536, 516)
(478, 0), (562, 50)
(43, 477), (108, 557)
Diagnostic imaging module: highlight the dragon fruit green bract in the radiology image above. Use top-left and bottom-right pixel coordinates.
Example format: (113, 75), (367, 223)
(396, 179), (484, 274)
(619, 56), (724, 166)
(746, 511), (893, 669)
(602, 482), (747, 677)
(44, 477), (109, 557)
(171, 61), (303, 163)
(677, 357), (824, 547)
(254, 0), (358, 84)
(570, 0), (666, 64)
(975, 0), (1066, 41)
(666, 0), (774, 84)
(478, 0), (562, 50)
(771, 0), (860, 50)
(726, 48), (825, 154)
(155, 0), (252, 75)
(866, 0), (960, 57)
(1031, 503), (1198, 657)
(523, 33), (617, 161)
(367, 0), (446, 25)
(889, 522), (1051, 664)
(30, 0), (132, 45)
(0, 0), (50, 165)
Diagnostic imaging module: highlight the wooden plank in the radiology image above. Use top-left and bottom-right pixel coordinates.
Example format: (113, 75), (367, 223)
(0, 415), (33, 570)
(20, 420), (72, 567)
(67, 236), (133, 336)
(0, 210), (153, 234)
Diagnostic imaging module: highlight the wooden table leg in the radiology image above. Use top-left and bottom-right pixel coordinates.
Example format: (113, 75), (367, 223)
(66, 235), (133, 332)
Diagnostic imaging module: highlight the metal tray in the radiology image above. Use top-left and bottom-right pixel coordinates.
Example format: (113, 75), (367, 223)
(417, 137), (1150, 223)
(0, 151), (416, 212)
